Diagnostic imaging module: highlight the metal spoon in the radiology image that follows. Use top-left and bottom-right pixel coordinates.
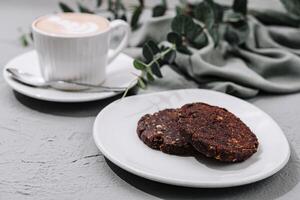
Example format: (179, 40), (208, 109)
(6, 68), (127, 92)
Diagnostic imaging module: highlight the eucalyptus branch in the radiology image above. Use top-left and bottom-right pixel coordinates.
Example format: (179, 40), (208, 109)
(147, 45), (175, 69)
(122, 44), (176, 98)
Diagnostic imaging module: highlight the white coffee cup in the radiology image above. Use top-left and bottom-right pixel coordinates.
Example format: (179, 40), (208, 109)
(32, 13), (130, 85)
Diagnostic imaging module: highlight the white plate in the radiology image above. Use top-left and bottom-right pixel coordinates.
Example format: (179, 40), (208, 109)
(93, 89), (290, 188)
(3, 50), (140, 102)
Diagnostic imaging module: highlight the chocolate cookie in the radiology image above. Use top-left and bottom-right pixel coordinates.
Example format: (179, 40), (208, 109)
(179, 103), (259, 162)
(137, 109), (195, 155)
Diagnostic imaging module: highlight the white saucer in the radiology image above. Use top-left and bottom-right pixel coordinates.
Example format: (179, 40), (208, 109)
(93, 89), (290, 188)
(3, 50), (140, 102)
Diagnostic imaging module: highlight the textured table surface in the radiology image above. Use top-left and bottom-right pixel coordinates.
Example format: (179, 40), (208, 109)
(1, 0), (300, 199)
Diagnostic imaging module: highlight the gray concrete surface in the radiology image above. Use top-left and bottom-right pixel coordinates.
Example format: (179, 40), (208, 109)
(0, 0), (299, 199)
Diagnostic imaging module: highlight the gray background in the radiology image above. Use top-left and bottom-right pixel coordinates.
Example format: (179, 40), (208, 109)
(0, 0), (299, 199)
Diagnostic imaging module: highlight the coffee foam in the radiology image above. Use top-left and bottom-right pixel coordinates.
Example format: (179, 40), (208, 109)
(34, 13), (109, 36)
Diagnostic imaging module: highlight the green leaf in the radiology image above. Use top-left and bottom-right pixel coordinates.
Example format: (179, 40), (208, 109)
(224, 27), (238, 45)
(20, 34), (29, 47)
(194, 1), (214, 29)
(224, 27), (239, 45)
(146, 72), (155, 82)
(152, 5), (167, 17)
(224, 22), (249, 45)
(131, 6), (143, 30)
(280, 0), (300, 17)
(193, 0), (225, 34)
(150, 62), (163, 78)
(137, 77), (147, 89)
(96, 0), (102, 7)
(133, 60), (147, 70)
(59, 2), (74, 12)
(143, 41), (160, 62)
(167, 32), (182, 46)
(78, 3), (94, 14)
(148, 41), (160, 54)
(191, 32), (208, 49)
(211, 2), (225, 23)
(177, 45), (192, 55)
(186, 24), (203, 41)
(171, 15), (194, 35)
(209, 25), (220, 47)
(171, 15), (202, 41)
(233, 0), (247, 15)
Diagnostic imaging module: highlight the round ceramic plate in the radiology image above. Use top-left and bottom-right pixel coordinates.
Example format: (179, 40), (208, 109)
(93, 89), (290, 188)
(3, 50), (140, 102)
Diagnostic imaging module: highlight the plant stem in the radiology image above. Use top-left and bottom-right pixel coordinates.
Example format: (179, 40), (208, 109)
(146, 44), (176, 69)
(121, 76), (140, 98)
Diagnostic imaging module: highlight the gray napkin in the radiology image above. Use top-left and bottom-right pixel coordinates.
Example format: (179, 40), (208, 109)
(126, 14), (300, 98)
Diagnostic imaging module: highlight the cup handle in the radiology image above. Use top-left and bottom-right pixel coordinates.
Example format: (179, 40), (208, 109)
(107, 20), (130, 64)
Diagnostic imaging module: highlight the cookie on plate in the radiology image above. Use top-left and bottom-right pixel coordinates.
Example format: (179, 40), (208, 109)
(137, 109), (195, 155)
(179, 103), (259, 162)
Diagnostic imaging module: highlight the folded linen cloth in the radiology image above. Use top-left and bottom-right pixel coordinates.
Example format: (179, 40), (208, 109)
(126, 12), (300, 98)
